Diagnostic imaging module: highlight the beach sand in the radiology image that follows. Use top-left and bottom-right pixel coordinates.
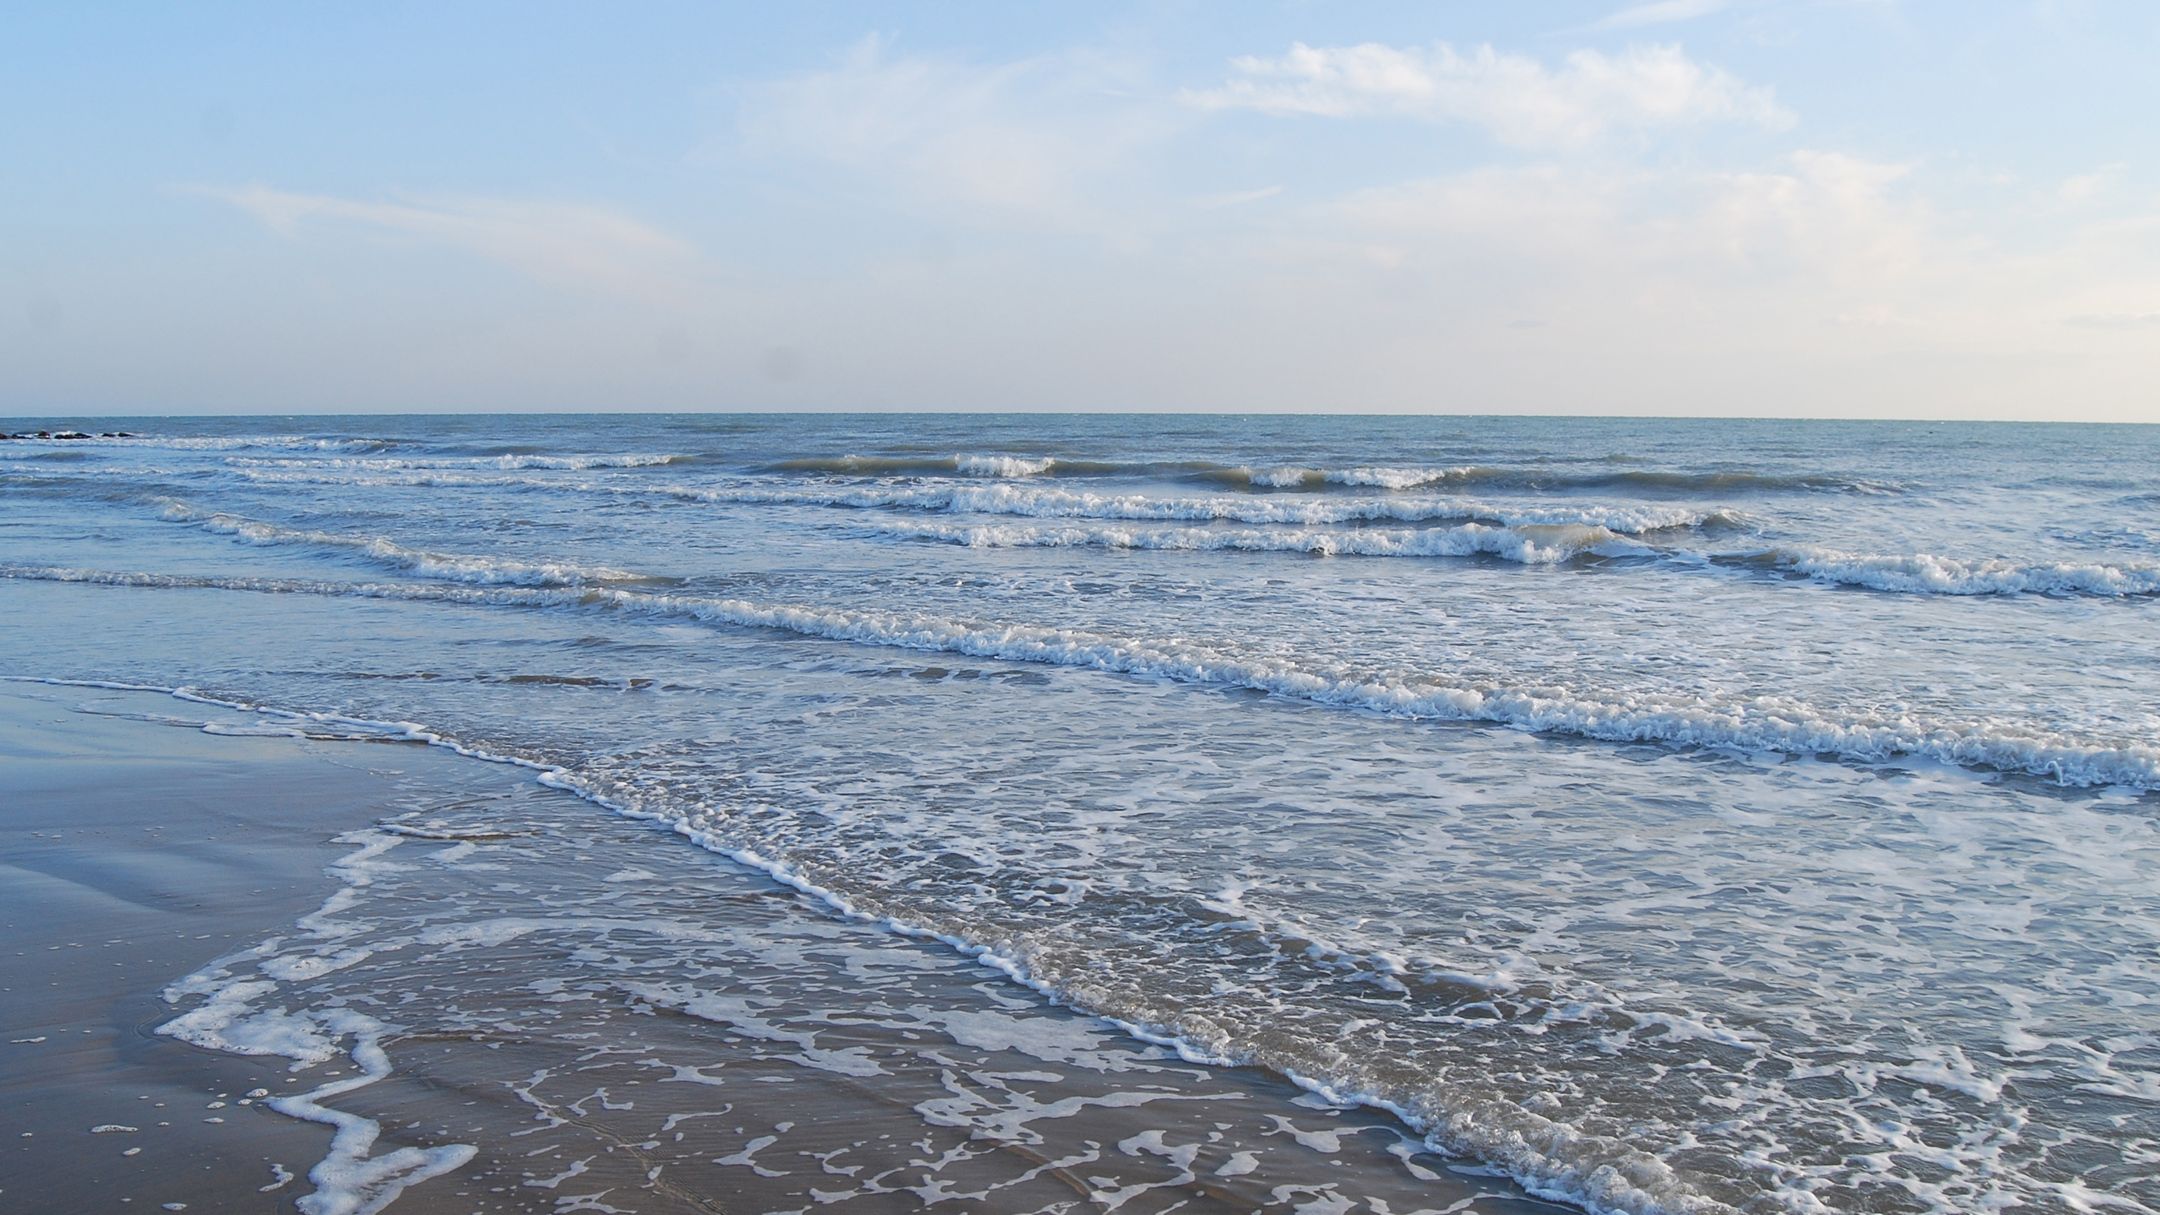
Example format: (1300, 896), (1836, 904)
(0, 682), (1561, 1215)
(1, 681), (439, 1210)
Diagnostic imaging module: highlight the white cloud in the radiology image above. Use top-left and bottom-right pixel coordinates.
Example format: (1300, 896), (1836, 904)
(1582, 0), (1735, 32)
(1191, 185), (1285, 210)
(206, 185), (696, 294)
(1295, 150), (1976, 346)
(1182, 41), (1791, 148)
(127, 39), (2153, 421)
(735, 36), (1168, 230)
(2058, 161), (2126, 203)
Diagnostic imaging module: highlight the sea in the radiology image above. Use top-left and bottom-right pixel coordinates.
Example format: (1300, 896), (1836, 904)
(2, 413), (2156, 1215)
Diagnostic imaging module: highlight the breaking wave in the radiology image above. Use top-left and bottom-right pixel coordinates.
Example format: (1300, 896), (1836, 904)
(227, 452), (686, 472)
(159, 503), (647, 588)
(2, 433), (387, 453)
(212, 468), (1738, 535)
(7, 562), (2153, 790)
(861, 517), (2160, 597)
(6, 674), (1748, 1215)
(688, 483), (1737, 535)
(1734, 545), (2160, 598)
(768, 454), (1108, 478)
(869, 520), (1634, 564)
(1196, 465), (1898, 495)
(764, 454), (1893, 495)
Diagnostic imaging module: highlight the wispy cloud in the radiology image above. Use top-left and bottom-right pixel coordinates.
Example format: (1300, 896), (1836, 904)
(1300, 149), (1936, 323)
(2058, 161), (2126, 204)
(735, 36), (1169, 232)
(1182, 41), (1792, 149)
(203, 185), (696, 294)
(1192, 185), (1284, 210)
(1580, 0), (1735, 32)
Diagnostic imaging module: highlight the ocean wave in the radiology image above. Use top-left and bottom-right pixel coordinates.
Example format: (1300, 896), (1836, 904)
(14, 676), (1734, 1215)
(1732, 545), (2160, 598)
(210, 467), (1738, 534)
(223, 467), (543, 490)
(870, 520), (1634, 564)
(158, 503), (646, 588)
(125, 472), (2160, 599)
(768, 454), (1109, 478)
(1200, 465), (1895, 496)
(766, 454), (1889, 495)
(17, 437), (1896, 498)
(691, 483), (1737, 535)
(2, 433), (386, 453)
(7, 563), (2154, 790)
(227, 452), (686, 472)
(11, 674), (2148, 1214)
(794, 495), (2159, 598)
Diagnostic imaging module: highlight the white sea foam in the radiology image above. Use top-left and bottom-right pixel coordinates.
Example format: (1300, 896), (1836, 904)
(773, 453), (1071, 478)
(227, 452), (683, 472)
(2, 433), (383, 452)
(189, 478), (2160, 600)
(1744, 544), (2160, 597)
(756, 453), (1884, 493)
(8, 564), (2154, 790)
(678, 483), (1735, 534)
(870, 519), (1634, 564)
(1233, 465), (1471, 491)
(505, 757), (1743, 1215)
(19, 675), (2150, 1215)
(156, 830), (478, 1215)
(1207, 464), (1890, 495)
(158, 503), (642, 587)
(953, 454), (1057, 478)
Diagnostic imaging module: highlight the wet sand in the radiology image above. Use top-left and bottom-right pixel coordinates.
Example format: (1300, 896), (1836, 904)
(0, 682), (1565, 1215)
(0, 682), (442, 1210)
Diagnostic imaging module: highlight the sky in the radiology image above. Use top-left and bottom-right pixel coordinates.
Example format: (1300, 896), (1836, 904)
(4, 1), (2158, 420)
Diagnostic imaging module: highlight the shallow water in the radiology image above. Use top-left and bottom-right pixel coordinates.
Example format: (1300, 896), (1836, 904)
(3, 414), (2156, 1214)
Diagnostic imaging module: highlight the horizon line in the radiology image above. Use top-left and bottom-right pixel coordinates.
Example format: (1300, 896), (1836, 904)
(3, 407), (2156, 427)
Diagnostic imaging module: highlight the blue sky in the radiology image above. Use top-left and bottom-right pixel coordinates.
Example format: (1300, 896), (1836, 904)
(5, 1), (2157, 419)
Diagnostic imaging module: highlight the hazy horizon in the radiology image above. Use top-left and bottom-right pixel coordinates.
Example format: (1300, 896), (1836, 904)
(5, 407), (2159, 426)
(7, 2), (2158, 422)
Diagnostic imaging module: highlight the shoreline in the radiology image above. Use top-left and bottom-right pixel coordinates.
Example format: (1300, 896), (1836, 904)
(1, 680), (1566, 1215)
(0, 682), (481, 1212)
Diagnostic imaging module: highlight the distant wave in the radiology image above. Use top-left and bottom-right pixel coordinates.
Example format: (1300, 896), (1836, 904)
(766, 454), (1895, 495)
(11, 437), (1900, 496)
(768, 454), (1112, 478)
(159, 503), (648, 588)
(871, 520), (1634, 565)
(691, 483), (1737, 535)
(221, 467), (553, 491)
(228, 452), (687, 472)
(1194, 464), (1892, 495)
(7, 561), (2153, 790)
(1731, 545), (2160, 598)
(2, 433), (386, 453)
(170, 470), (2160, 599)
(213, 468), (1737, 533)
(880, 518), (2160, 597)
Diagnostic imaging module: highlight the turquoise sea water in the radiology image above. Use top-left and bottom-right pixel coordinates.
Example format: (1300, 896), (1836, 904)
(3, 413), (2157, 1214)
